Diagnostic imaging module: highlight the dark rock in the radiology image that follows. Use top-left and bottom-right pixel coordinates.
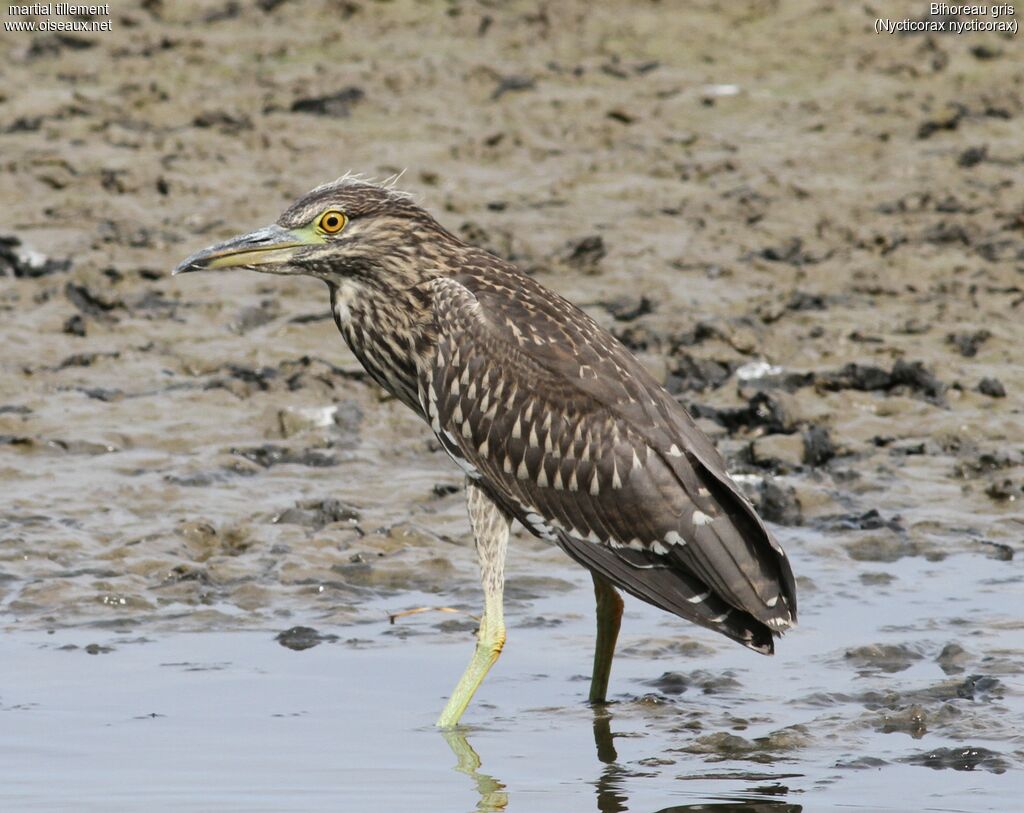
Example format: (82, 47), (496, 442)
(760, 237), (806, 264)
(946, 329), (990, 357)
(191, 110), (252, 134)
(985, 477), (1023, 502)
(562, 235), (606, 272)
(65, 282), (121, 318)
(63, 315), (86, 336)
(977, 377), (1006, 398)
(491, 75), (535, 101)
(953, 449), (1022, 477)
(84, 643), (114, 655)
(290, 87), (365, 117)
(289, 311), (332, 324)
(802, 425), (835, 467)
(273, 498), (359, 530)
(275, 626), (339, 651)
(80, 387), (123, 402)
(755, 479), (802, 526)
(900, 746), (1008, 774)
(606, 108), (636, 125)
(819, 509), (903, 532)
(786, 290), (828, 311)
(26, 33), (95, 59)
(817, 362), (892, 392)
(57, 351), (120, 369)
(432, 483), (460, 498)
(976, 539), (1013, 561)
(688, 391), (795, 435)
(231, 444), (338, 468)
(756, 239), (829, 266)
(957, 145), (988, 168)
(923, 221), (971, 246)
(816, 360), (945, 402)
(665, 354), (733, 393)
(612, 324), (659, 352)
(0, 235), (72, 278)
(917, 104), (965, 139)
(970, 44), (1002, 59)
(0, 406), (31, 415)
(954, 674), (1003, 701)
(599, 295), (653, 322)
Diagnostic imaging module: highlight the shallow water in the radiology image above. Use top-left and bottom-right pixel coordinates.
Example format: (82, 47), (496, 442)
(2, 535), (1021, 812)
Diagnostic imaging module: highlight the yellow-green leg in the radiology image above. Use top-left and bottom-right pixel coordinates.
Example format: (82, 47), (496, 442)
(589, 572), (623, 704)
(436, 481), (510, 728)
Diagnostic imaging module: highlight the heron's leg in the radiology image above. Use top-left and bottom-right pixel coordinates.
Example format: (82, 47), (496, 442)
(588, 572), (623, 704)
(436, 481), (511, 728)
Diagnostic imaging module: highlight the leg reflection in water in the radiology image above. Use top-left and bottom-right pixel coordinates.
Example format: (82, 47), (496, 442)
(592, 707), (630, 813)
(441, 729), (509, 813)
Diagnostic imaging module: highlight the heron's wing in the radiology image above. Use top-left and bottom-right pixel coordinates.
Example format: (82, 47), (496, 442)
(422, 272), (796, 648)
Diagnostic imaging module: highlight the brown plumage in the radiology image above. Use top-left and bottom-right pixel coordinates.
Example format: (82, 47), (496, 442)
(174, 176), (797, 721)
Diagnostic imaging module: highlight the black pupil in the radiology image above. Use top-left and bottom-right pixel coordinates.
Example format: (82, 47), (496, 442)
(325, 215), (338, 229)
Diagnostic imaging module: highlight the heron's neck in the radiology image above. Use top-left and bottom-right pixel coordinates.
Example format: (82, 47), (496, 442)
(329, 278), (435, 417)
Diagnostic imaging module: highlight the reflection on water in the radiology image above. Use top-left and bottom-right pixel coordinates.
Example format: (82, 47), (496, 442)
(445, 708), (803, 813)
(443, 729), (509, 812)
(593, 708), (629, 813)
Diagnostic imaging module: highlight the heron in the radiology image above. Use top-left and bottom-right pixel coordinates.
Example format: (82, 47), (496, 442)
(173, 177), (797, 728)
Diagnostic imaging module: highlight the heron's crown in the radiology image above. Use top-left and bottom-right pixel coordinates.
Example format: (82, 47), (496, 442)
(278, 174), (422, 230)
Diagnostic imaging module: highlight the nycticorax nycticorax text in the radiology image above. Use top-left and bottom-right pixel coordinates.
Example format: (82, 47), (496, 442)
(173, 177), (797, 727)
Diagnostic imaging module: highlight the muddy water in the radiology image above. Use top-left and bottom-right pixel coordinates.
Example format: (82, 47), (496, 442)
(1, 0), (1023, 810)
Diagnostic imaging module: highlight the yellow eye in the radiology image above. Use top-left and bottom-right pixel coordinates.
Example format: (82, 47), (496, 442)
(318, 210), (346, 234)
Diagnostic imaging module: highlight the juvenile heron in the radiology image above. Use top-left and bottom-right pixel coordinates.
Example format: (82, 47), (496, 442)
(173, 177), (797, 727)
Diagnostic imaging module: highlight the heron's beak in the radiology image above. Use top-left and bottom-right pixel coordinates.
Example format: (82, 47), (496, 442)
(172, 224), (313, 275)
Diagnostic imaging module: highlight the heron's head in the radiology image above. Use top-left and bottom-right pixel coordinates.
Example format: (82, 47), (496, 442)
(173, 176), (457, 291)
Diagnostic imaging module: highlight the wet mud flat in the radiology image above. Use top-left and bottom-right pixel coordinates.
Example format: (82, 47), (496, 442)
(1, 0), (1023, 810)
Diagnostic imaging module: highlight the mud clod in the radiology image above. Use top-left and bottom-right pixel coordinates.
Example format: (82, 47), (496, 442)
(844, 644), (923, 674)
(275, 626), (339, 651)
(977, 377), (1006, 398)
(561, 235), (606, 273)
(274, 498), (360, 531)
(801, 425), (835, 467)
(936, 643), (970, 675)
(900, 746), (1008, 774)
(646, 669), (740, 696)
(231, 445), (338, 469)
(946, 330), (990, 357)
(289, 87), (365, 117)
(754, 479), (802, 527)
(0, 236), (71, 278)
